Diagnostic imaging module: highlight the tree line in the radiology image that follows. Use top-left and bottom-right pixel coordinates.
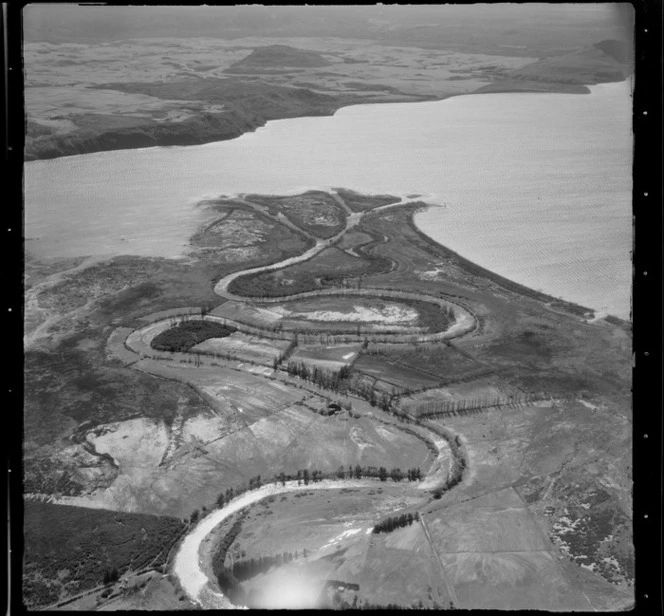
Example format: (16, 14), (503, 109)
(191, 463), (424, 523)
(372, 511), (420, 534)
(415, 391), (547, 419)
(285, 360), (351, 393)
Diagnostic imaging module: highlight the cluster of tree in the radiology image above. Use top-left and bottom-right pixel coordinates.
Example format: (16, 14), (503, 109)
(102, 567), (120, 585)
(295, 468), (324, 485)
(200, 301), (217, 317)
(372, 511), (420, 534)
(211, 515), (247, 582)
(285, 360), (351, 392)
(348, 379), (397, 411)
(430, 431), (467, 500)
(230, 551), (303, 582)
(272, 338), (299, 369)
(335, 464), (422, 482)
(151, 320), (236, 353)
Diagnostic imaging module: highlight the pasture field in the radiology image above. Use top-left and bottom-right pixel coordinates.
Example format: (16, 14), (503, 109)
(228, 246), (385, 297)
(216, 487), (451, 609)
(192, 332), (292, 364)
(23, 501), (185, 609)
(424, 485), (631, 610)
(365, 343), (485, 383)
(51, 373), (433, 518)
(422, 400), (633, 593)
(353, 354), (443, 392)
(289, 343), (363, 370)
(210, 300), (287, 329)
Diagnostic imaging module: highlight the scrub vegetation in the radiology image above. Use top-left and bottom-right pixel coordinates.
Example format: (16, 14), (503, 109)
(22, 501), (185, 609)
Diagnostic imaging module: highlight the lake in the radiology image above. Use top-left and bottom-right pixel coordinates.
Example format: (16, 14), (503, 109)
(24, 80), (632, 318)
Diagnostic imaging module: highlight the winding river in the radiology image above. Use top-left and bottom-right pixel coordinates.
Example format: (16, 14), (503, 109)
(116, 191), (471, 608)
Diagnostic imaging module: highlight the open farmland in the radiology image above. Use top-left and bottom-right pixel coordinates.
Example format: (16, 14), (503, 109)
(51, 354), (434, 518)
(215, 486), (449, 609)
(192, 332), (292, 365)
(289, 343), (363, 371)
(228, 246), (382, 297)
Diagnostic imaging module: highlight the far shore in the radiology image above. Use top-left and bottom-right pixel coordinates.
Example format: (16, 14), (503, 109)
(24, 78), (626, 163)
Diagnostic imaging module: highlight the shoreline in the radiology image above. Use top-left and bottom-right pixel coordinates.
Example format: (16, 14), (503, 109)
(407, 203), (631, 327)
(24, 77), (627, 163)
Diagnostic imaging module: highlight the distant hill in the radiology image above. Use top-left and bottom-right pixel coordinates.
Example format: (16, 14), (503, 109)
(594, 39), (631, 64)
(474, 39), (631, 94)
(230, 45), (331, 69)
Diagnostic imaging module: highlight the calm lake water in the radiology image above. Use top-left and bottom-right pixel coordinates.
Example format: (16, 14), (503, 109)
(24, 80), (632, 318)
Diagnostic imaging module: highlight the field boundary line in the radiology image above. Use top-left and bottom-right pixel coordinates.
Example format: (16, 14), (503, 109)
(419, 513), (461, 608)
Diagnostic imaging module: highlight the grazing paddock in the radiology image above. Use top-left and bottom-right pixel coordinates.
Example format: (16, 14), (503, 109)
(353, 355), (442, 392)
(290, 343), (363, 371)
(192, 333), (292, 365)
(210, 301), (286, 328)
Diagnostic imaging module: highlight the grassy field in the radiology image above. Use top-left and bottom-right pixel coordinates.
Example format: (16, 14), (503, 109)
(421, 399), (633, 598)
(353, 354), (443, 392)
(214, 486), (453, 609)
(228, 246), (385, 297)
(289, 343), (363, 371)
(192, 333), (292, 364)
(46, 359), (433, 518)
(23, 501), (185, 609)
(364, 343), (485, 383)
